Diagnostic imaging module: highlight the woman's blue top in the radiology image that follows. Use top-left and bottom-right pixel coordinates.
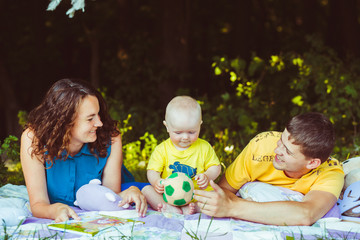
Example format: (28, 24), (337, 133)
(45, 143), (110, 206)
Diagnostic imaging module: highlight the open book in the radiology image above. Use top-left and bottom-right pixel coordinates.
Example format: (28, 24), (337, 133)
(47, 213), (144, 237)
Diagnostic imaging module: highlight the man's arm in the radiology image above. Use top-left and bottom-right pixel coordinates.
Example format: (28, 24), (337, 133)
(194, 179), (337, 226)
(218, 174), (239, 193)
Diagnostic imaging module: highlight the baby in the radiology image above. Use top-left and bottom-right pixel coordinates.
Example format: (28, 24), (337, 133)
(142, 96), (221, 214)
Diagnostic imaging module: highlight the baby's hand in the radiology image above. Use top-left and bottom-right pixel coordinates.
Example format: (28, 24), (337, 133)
(154, 179), (165, 194)
(194, 174), (209, 190)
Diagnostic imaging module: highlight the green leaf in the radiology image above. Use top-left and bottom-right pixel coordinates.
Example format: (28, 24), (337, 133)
(230, 71), (237, 82)
(291, 95), (304, 106)
(230, 58), (246, 74)
(248, 56), (264, 77)
(214, 66), (222, 75)
(221, 93), (230, 101)
(345, 85), (357, 97)
(292, 57), (303, 67)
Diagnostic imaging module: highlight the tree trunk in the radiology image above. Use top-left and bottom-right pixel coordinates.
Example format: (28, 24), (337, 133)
(0, 60), (21, 139)
(327, 0), (360, 57)
(117, 0), (131, 34)
(84, 26), (100, 88)
(234, 0), (253, 60)
(160, 0), (190, 102)
(162, 0), (190, 76)
(302, 0), (320, 34)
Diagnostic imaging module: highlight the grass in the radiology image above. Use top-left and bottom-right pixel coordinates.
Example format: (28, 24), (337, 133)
(107, 221), (137, 239)
(1, 219), (65, 239)
(282, 224), (360, 240)
(2, 215), (360, 240)
(183, 202), (228, 240)
(183, 213), (215, 240)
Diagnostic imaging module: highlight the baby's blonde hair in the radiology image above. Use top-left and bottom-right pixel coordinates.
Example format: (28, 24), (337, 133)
(165, 96), (202, 123)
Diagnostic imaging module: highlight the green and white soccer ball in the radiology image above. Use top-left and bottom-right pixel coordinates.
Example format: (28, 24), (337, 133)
(163, 172), (194, 206)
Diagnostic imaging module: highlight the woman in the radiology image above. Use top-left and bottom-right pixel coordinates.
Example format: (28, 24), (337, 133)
(20, 79), (147, 222)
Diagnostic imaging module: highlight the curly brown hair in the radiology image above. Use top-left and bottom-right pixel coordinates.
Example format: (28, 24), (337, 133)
(25, 78), (119, 166)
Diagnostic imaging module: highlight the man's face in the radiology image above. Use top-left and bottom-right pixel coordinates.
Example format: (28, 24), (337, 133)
(273, 128), (313, 178)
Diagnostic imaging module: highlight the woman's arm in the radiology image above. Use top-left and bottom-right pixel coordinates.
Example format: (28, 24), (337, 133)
(101, 134), (122, 193)
(102, 133), (147, 217)
(20, 129), (80, 222)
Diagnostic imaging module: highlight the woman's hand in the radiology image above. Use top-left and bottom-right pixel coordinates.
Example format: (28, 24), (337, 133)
(53, 203), (81, 223)
(119, 186), (148, 217)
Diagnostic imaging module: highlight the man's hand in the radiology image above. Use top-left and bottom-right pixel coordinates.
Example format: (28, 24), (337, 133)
(194, 173), (209, 189)
(193, 180), (235, 218)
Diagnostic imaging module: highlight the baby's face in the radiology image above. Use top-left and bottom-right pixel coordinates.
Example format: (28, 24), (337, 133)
(165, 110), (201, 150)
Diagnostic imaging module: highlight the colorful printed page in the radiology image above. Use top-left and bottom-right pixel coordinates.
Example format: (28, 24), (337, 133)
(47, 214), (144, 237)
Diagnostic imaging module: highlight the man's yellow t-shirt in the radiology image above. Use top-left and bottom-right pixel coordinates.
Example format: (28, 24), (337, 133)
(225, 131), (344, 198)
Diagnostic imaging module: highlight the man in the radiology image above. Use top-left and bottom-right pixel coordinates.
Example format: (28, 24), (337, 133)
(194, 112), (344, 226)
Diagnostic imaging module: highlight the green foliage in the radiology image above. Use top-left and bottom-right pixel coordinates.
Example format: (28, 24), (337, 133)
(1, 35), (359, 187)
(102, 88), (161, 182)
(107, 36), (360, 180)
(17, 110), (28, 129)
(208, 35), (360, 162)
(101, 42), (170, 143)
(122, 132), (158, 182)
(0, 110), (29, 186)
(0, 111), (27, 187)
(0, 136), (24, 186)
(0, 136), (19, 161)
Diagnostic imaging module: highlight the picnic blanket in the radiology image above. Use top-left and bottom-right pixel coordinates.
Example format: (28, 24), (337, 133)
(1, 184), (360, 240)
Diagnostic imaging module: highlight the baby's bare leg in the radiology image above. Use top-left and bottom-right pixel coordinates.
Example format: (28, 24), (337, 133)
(158, 202), (183, 214)
(181, 202), (199, 215)
(142, 185), (183, 214)
(141, 185), (165, 211)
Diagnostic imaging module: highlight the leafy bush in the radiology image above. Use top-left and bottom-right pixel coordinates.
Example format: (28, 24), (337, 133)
(122, 132), (158, 182)
(208, 35), (360, 162)
(0, 136), (24, 186)
(2, 35), (359, 187)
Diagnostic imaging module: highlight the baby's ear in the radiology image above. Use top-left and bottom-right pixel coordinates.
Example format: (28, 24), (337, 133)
(163, 120), (169, 130)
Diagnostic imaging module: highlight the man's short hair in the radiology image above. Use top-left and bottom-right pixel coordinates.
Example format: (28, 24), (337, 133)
(286, 112), (335, 162)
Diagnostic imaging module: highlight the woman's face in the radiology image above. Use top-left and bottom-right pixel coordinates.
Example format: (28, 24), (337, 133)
(70, 95), (103, 147)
